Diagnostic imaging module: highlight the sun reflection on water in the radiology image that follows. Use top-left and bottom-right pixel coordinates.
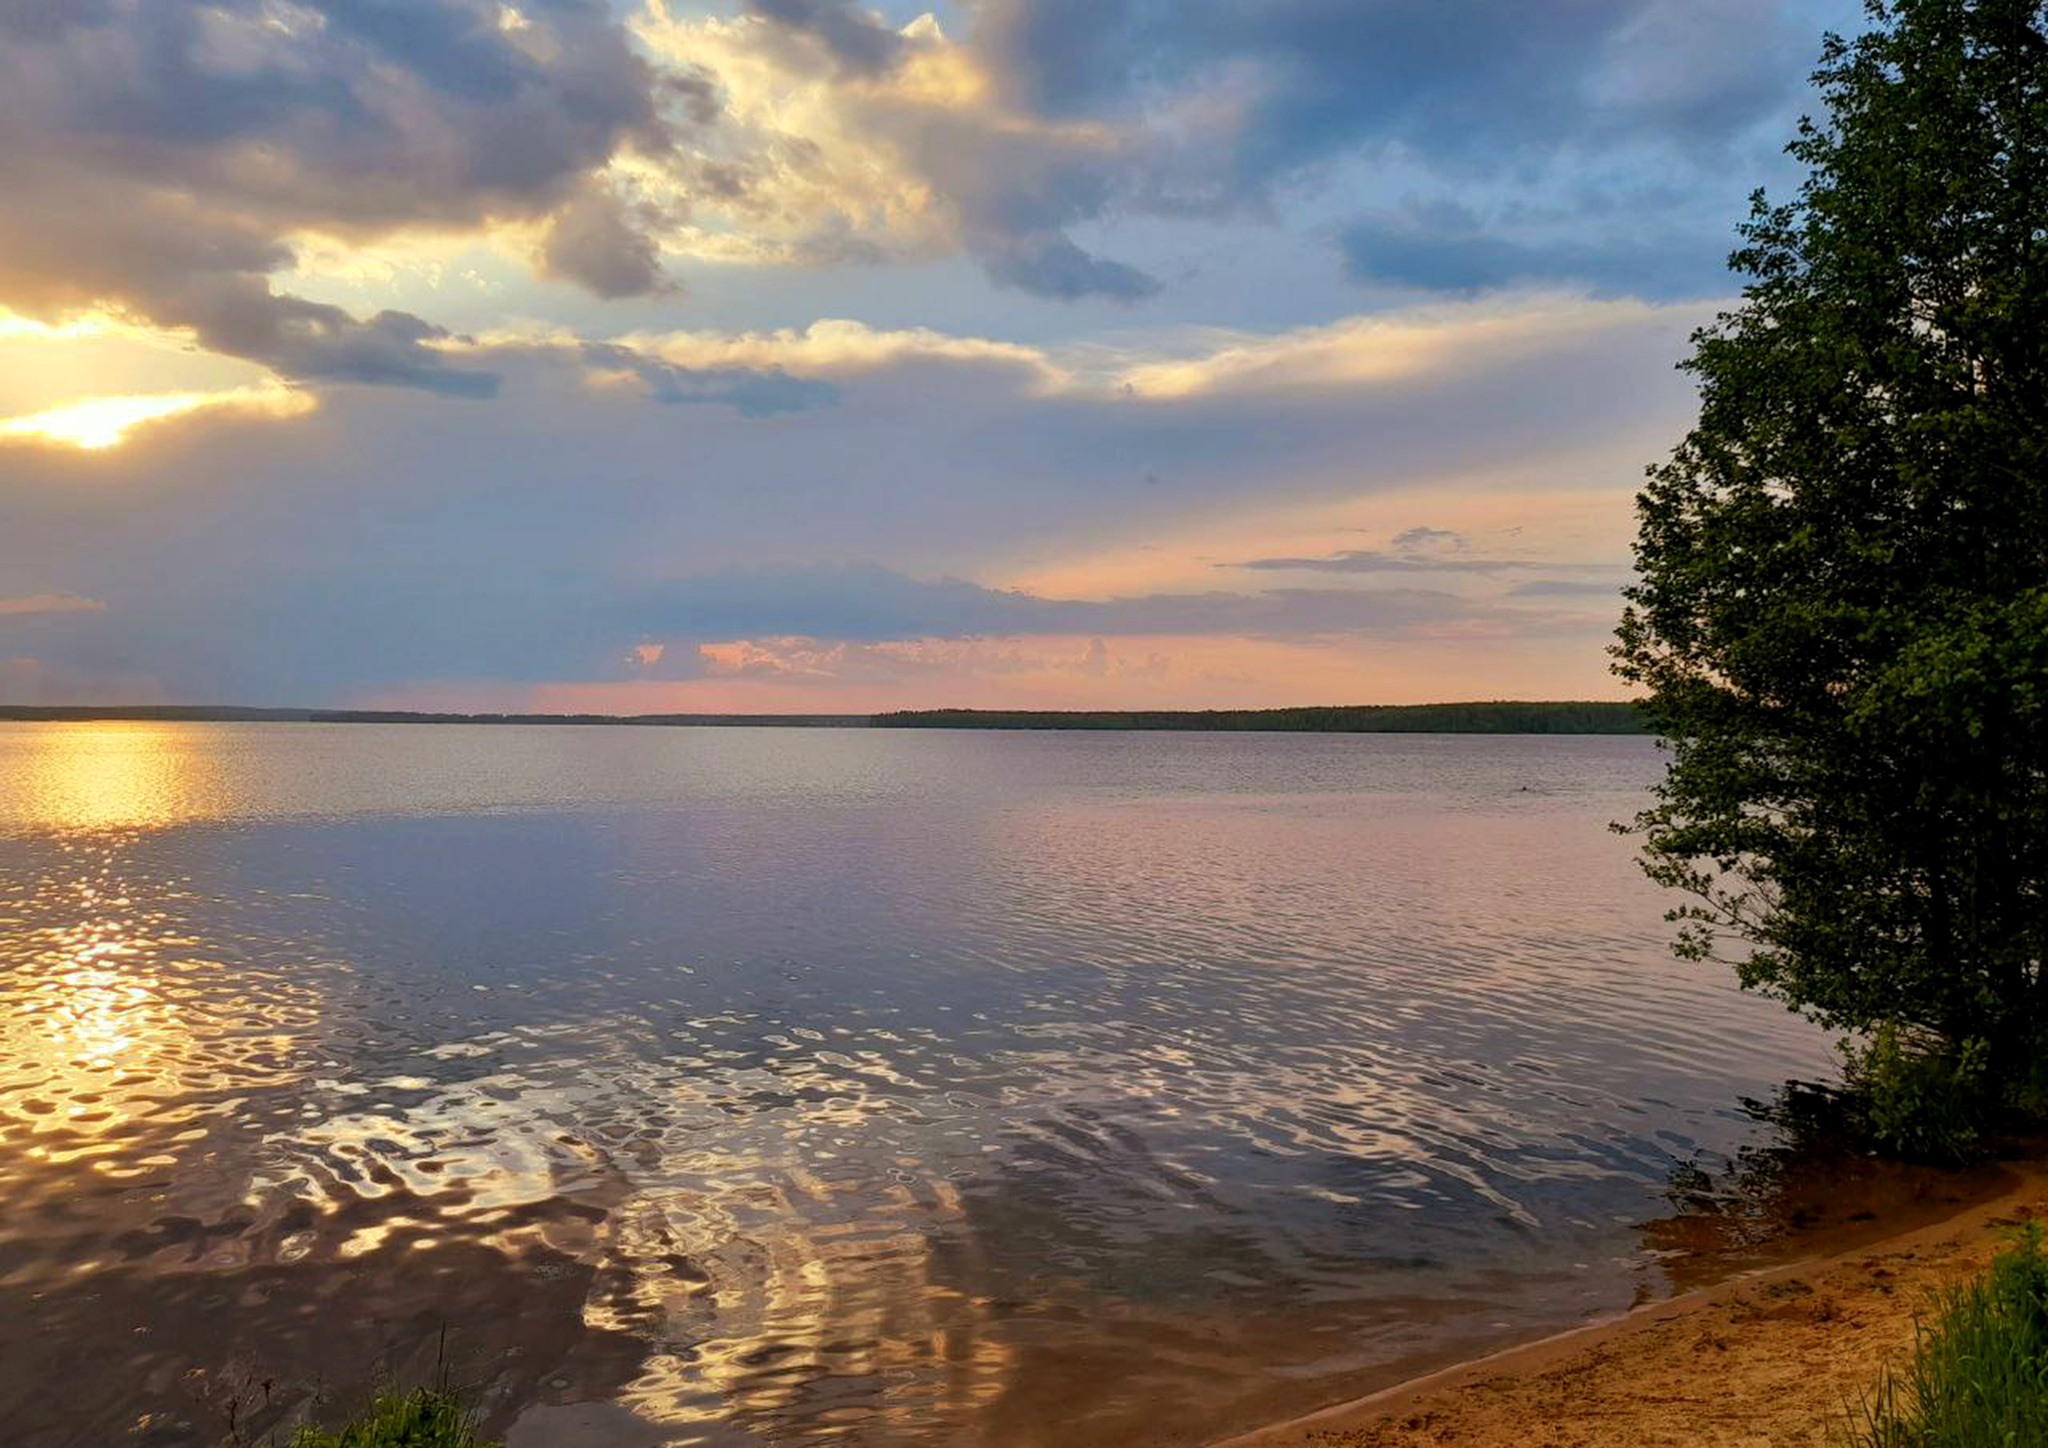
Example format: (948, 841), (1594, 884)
(0, 725), (330, 1272)
(0, 722), (236, 832)
(0, 882), (320, 1190)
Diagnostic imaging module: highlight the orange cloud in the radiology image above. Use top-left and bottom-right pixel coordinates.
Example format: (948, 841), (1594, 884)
(485, 628), (1632, 717)
(0, 593), (105, 616)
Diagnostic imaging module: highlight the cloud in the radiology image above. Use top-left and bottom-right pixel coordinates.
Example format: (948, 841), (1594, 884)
(619, 561), (1545, 647)
(1115, 295), (1708, 401)
(0, 593), (106, 616)
(522, 295), (1697, 421)
(1232, 522), (1597, 576)
(618, 319), (1062, 388)
(741, 0), (906, 75)
(0, 291), (1695, 703)
(0, 0), (1826, 347)
(623, 0), (1825, 303)
(537, 179), (675, 299)
(0, 0), (671, 390)
(579, 342), (838, 416)
(689, 632), (1173, 686)
(1338, 198), (1730, 298)
(634, 5), (1175, 301)
(980, 232), (1160, 302)
(1506, 579), (1625, 599)
(1234, 549), (1537, 574)
(0, 2), (1815, 713)
(195, 295), (502, 396)
(973, 0), (1810, 184)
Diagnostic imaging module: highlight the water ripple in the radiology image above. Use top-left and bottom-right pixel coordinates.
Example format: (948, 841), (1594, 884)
(0, 726), (1856, 1448)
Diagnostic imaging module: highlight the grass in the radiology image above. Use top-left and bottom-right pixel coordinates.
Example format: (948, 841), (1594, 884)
(1854, 1222), (2048, 1446)
(284, 1388), (499, 1448)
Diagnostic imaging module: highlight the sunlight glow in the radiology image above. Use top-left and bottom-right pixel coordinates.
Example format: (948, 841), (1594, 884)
(0, 384), (314, 451)
(0, 723), (232, 831)
(0, 308), (171, 343)
(0, 314), (115, 341)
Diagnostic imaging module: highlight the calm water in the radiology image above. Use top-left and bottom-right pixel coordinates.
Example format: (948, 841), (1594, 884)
(0, 723), (1842, 1447)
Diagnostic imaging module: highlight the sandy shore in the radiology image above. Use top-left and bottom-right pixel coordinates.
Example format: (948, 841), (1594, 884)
(1214, 1159), (2047, 1448)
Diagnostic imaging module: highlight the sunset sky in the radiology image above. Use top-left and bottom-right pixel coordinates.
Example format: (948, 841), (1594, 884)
(0, 0), (1862, 712)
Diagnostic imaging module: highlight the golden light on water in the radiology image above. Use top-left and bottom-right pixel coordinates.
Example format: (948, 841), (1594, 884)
(0, 723), (233, 832)
(40, 936), (150, 1074)
(0, 384), (313, 450)
(0, 907), (315, 1190)
(5, 919), (170, 1170)
(0, 726), (322, 1192)
(0, 726), (212, 1178)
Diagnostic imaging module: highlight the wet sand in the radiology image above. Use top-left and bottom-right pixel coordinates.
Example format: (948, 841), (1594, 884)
(1214, 1157), (2047, 1448)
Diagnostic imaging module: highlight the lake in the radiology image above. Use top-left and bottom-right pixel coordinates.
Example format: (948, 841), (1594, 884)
(0, 723), (1849, 1447)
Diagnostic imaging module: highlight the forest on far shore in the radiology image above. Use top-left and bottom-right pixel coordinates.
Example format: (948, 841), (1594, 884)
(0, 701), (1649, 733)
(872, 702), (1649, 733)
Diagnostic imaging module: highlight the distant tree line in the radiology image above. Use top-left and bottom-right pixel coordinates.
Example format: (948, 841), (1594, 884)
(872, 702), (1649, 733)
(301, 711), (871, 727)
(0, 701), (1651, 734)
(0, 706), (870, 727)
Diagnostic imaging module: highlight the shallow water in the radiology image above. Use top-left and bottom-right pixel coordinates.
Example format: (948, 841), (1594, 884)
(0, 723), (1847, 1447)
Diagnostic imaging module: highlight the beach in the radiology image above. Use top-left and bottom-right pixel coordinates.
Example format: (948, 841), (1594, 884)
(1220, 1158), (2047, 1448)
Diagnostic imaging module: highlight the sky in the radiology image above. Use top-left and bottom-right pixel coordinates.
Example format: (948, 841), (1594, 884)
(0, 0), (1867, 712)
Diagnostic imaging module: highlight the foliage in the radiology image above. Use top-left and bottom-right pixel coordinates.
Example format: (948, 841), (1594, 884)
(1842, 1023), (1988, 1160)
(1614, 0), (2048, 1082)
(285, 1389), (498, 1448)
(1854, 1223), (2048, 1446)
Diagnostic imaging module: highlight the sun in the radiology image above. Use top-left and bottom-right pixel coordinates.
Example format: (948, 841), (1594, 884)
(0, 385), (314, 451)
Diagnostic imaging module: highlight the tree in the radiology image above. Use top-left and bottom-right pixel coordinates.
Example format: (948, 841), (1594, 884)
(1615, 0), (2048, 1079)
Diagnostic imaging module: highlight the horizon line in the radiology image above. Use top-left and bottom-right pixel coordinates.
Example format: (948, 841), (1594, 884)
(0, 698), (1641, 717)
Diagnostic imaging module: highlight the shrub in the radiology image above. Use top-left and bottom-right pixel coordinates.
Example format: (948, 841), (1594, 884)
(1855, 1223), (2048, 1447)
(1617, 0), (2048, 1093)
(286, 1389), (499, 1448)
(1841, 1023), (1988, 1162)
(2003, 1033), (2048, 1123)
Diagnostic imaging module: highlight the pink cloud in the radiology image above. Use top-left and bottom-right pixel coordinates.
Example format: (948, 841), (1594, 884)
(0, 593), (104, 616)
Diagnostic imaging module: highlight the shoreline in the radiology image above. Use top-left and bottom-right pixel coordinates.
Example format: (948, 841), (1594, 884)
(1212, 1156), (2044, 1448)
(0, 700), (1647, 735)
